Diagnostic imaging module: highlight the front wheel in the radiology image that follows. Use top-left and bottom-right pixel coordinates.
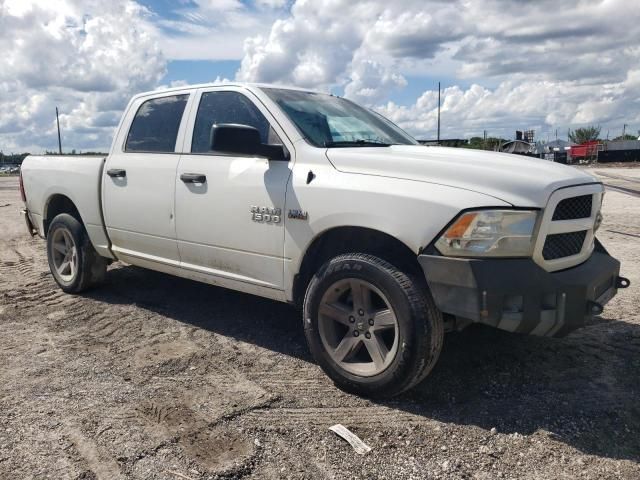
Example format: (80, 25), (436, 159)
(46, 213), (107, 293)
(303, 254), (443, 397)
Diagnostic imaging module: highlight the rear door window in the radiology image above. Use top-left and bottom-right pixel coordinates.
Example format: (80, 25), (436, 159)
(125, 95), (189, 153)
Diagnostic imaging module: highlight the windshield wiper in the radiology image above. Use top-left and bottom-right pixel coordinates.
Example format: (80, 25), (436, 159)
(324, 139), (392, 147)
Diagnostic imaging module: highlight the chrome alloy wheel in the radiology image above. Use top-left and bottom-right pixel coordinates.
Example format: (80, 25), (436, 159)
(318, 278), (400, 377)
(50, 227), (78, 283)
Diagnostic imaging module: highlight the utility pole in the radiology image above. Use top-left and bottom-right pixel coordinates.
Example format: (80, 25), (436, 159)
(622, 123), (627, 140)
(56, 107), (62, 155)
(437, 82), (441, 145)
(555, 129), (558, 141)
(483, 130), (487, 150)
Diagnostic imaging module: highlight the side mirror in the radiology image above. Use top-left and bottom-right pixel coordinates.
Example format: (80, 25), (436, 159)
(210, 124), (288, 161)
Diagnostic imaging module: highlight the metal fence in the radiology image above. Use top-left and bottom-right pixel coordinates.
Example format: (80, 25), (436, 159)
(604, 140), (640, 151)
(598, 149), (640, 163)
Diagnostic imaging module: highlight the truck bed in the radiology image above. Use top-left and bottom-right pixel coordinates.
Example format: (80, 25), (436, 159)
(21, 155), (113, 259)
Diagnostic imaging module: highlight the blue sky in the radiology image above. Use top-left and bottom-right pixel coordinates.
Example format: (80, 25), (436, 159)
(1, 0), (639, 152)
(146, 0), (490, 123)
(162, 60), (239, 85)
(145, 0), (470, 106)
(160, 64), (470, 107)
(130, 0), (640, 142)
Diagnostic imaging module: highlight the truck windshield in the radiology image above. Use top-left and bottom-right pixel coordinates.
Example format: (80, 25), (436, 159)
(261, 88), (417, 148)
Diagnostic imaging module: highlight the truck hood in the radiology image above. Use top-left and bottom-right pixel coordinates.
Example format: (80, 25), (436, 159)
(326, 145), (599, 207)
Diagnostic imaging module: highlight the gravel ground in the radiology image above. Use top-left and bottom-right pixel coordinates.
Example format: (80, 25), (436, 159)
(0, 168), (638, 480)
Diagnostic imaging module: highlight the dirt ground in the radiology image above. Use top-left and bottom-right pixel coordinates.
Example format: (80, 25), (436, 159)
(0, 167), (639, 480)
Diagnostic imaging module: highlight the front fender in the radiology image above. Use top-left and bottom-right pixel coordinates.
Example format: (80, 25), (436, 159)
(283, 167), (510, 301)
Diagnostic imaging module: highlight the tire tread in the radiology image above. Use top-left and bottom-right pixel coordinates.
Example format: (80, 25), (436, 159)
(303, 253), (443, 397)
(47, 213), (106, 293)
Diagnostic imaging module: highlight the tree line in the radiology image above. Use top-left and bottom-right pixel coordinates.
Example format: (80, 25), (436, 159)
(0, 152), (29, 164)
(568, 126), (636, 144)
(0, 151), (108, 164)
(458, 126), (636, 150)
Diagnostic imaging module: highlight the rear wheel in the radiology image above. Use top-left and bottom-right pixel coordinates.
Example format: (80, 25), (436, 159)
(47, 213), (106, 293)
(303, 254), (443, 397)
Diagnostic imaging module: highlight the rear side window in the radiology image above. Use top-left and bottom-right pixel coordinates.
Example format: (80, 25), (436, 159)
(191, 91), (277, 153)
(125, 95), (188, 153)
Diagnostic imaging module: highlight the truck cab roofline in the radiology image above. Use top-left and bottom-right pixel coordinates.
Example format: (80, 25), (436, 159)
(133, 82), (326, 100)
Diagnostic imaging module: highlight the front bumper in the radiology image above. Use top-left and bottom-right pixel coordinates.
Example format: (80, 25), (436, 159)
(418, 243), (629, 337)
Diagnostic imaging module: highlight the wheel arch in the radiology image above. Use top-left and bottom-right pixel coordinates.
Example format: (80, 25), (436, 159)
(292, 226), (423, 308)
(43, 194), (83, 237)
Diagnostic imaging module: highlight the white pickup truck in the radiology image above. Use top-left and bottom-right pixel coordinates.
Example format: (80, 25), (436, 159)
(21, 83), (629, 396)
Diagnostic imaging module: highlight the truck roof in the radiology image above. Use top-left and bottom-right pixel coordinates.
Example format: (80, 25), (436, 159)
(133, 82), (324, 100)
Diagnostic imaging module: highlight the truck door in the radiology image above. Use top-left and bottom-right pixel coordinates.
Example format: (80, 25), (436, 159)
(175, 88), (292, 290)
(102, 92), (191, 266)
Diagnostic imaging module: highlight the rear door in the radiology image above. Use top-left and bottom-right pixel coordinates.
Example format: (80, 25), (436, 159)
(175, 87), (293, 289)
(103, 91), (192, 266)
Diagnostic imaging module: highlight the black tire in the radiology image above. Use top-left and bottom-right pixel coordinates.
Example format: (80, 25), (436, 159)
(303, 253), (443, 397)
(46, 213), (107, 293)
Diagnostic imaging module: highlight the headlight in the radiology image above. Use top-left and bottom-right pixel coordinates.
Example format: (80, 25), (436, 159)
(435, 209), (538, 257)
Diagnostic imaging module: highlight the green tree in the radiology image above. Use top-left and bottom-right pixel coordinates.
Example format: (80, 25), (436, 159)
(612, 134), (637, 141)
(465, 137), (484, 148)
(463, 136), (509, 150)
(568, 126), (601, 144)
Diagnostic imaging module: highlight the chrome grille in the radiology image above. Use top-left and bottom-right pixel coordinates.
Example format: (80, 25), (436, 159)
(552, 194), (593, 221)
(542, 231), (587, 260)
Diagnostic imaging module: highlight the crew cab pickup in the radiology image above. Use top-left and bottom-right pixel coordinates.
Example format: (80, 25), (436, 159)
(21, 83), (629, 396)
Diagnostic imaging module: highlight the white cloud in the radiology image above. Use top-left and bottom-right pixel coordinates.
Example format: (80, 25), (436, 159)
(236, 1), (377, 89)
(343, 59), (407, 103)
(2, 0), (639, 151)
(236, 0), (468, 91)
(378, 73), (640, 140)
(255, 0), (289, 9)
(151, 0), (283, 61)
(0, 0), (165, 152)
(237, 0), (640, 140)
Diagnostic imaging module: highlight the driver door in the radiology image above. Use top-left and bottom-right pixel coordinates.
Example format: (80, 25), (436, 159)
(175, 88), (293, 290)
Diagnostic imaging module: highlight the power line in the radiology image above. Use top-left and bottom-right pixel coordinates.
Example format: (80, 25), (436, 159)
(437, 81), (441, 145)
(56, 107), (62, 155)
